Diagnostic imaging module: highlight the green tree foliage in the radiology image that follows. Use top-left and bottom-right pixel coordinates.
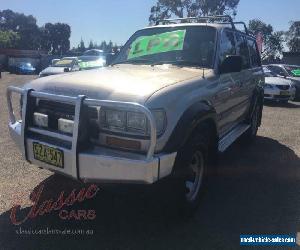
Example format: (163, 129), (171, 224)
(287, 21), (300, 52)
(0, 30), (20, 48)
(88, 40), (94, 49)
(40, 23), (71, 55)
(73, 40), (119, 53)
(78, 38), (86, 52)
(0, 9), (71, 53)
(248, 19), (284, 60)
(0, 9), (41, 49)
(149, 0), (240, 24)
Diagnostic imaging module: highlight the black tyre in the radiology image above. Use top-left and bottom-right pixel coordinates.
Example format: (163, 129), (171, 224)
(170, 124), (215, 215)
(243, 100), (262, 142)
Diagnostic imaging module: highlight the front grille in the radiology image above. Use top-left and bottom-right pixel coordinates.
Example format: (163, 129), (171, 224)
(30, 99), (98, 149)
(38, 100), (75, 120)
(33, 100), (75, 131)
(277, 85), (290, 91)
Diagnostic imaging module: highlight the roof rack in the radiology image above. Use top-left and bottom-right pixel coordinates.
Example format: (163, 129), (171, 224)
(155, 15), (250, 35)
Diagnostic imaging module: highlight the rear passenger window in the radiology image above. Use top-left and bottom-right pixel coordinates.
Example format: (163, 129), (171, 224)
(236, 33), (250, 69)
(247, 39), (261, 67)
(219, 30), (236, 64)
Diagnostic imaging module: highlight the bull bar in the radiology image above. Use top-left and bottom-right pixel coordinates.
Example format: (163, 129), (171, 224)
(6, 86), (177, 184)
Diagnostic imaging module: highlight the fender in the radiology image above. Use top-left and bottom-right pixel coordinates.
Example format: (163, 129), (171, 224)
(163, 101), (218, 153)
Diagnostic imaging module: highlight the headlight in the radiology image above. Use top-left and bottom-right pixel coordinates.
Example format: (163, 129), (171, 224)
(127, 112), (147, 131)
(105, 109), (126, 128)
(100, 108), (166, 135)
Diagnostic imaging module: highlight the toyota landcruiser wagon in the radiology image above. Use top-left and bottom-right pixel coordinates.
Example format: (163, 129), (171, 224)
(7, 16), (264, 212)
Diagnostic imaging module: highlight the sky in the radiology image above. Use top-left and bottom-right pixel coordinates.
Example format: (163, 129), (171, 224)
(1, 0), (299, 48)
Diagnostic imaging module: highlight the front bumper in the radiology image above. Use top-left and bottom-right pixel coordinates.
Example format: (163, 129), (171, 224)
(264, 87), (296, 101)
(7, 87), (177, 184)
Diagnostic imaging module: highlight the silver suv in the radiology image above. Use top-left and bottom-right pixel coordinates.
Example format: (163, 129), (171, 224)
(7, 16), (264, 213)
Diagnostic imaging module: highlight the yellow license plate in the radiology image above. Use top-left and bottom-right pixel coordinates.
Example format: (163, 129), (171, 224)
(33, 142), (64, 168)
(280, 91), (290, 95)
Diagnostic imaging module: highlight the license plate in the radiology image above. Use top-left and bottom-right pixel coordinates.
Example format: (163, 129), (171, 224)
(280, 90), (290, 95)
(33, 142), (64, 168)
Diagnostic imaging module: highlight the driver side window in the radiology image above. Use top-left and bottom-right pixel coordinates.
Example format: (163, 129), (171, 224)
(219, 30), (236, 65)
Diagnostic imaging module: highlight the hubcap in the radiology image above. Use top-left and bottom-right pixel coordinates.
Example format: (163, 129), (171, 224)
(185, 151), (204, 202)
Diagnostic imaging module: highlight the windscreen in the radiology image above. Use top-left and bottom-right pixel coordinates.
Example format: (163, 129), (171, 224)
(53, 59), (75, 67)
(113, 26), (216, 68)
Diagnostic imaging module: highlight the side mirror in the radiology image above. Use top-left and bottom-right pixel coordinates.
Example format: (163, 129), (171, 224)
(219, 55), (243, 74)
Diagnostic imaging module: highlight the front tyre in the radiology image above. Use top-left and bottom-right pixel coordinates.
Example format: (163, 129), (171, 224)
(184, 149), (206, 204)
(243, 101), (262, 142)
(171, 127), (214, 216)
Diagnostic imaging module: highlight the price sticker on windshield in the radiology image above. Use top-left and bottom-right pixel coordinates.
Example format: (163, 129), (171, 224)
(291, 69), (300, 76)
(128, 30), (186, 59)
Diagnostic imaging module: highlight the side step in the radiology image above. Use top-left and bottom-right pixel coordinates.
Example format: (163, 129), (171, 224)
(218, 124), (250, 152)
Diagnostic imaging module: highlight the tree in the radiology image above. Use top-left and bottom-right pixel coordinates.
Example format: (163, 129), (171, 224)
(88, 40), (94, 49)
(0, 30), (20, 48)
(77, 38), (86, 53)
(99, 41), (107, 51)
(0, 9), (41, 49)
(286, 21), (300, 52)
(149, 0), (240, 24)
(0, 10), (71, 52)
(248, 19), (284, 60)
(41, 23), (71, 54)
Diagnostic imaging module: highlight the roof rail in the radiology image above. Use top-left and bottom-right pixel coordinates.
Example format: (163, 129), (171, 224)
(219, 21), (249, 35)
(155, 15), (251, 36)
(155, 15), (235, 28)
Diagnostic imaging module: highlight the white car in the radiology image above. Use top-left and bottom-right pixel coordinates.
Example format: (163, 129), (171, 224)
(39, 57), (80, 77)
(263, 67), (296, 102)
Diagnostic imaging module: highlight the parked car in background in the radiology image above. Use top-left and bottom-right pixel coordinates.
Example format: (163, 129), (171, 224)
(78, 49), (106, 70)
(39, 57), (80, 77)
(263, 66), (296, 102)
(8, 57), (39, 74)
(14, 62), (36, 75)
(266, 64), (300, 101)
(51, 59), (60, 66)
